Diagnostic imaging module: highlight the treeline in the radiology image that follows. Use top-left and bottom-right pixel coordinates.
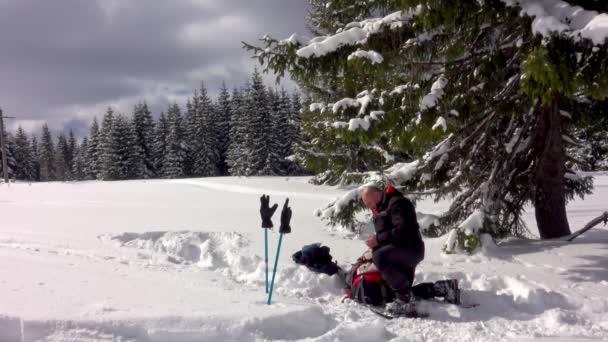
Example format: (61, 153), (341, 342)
(0, 70), (303, 182)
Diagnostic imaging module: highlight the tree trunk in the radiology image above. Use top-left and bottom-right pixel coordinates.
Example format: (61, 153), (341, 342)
(534, 98), (571, 239)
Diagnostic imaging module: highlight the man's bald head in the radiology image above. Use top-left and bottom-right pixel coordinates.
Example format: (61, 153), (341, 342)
(361, 185), (383, 210)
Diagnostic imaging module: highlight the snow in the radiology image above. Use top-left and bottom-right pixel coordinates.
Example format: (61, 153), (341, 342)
(1, 175), (608, 341)
(296, 10), (418, 58)
(347, 49), (384, 64)
(501, 0), (608, 45)
(309, 103), (325, 112)
(432, 116), (448, 132)
(420, 76), (448, 111)
(332, 98), (359, 113)
(279, 33), (310, 46)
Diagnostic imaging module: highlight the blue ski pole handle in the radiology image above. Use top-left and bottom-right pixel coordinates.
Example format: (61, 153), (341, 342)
(265, 228), (269, 293)
(267, 233), (283, 305)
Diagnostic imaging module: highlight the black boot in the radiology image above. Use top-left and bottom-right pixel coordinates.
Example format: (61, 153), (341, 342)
(433, 279), (461, 305)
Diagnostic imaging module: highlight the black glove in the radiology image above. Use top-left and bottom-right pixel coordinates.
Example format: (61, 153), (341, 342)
(260, 194), (278, 228)
(279, 198), (292, 234)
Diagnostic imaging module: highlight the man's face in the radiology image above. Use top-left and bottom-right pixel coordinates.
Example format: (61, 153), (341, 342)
(362, 189), (381, 210)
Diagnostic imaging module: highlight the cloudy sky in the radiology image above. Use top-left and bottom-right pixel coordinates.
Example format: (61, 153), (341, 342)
(0, 0), (308, 138)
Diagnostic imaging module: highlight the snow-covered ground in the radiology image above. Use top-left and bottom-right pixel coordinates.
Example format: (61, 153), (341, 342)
(1, 175), (607, 341)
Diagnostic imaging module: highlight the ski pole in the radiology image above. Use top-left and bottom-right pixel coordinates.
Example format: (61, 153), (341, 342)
(267, 232), (283, 305)
(267, 198), (292, 305)
(260, 194), (278, 294)
(265, 227), (269, 293)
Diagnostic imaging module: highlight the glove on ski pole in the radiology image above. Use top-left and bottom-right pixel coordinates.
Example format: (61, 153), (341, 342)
(268, 198), (292, 305)
(260, 194), (278, 293)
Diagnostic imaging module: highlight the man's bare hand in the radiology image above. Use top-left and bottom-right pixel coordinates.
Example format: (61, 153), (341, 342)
(365, 234), (378, 249)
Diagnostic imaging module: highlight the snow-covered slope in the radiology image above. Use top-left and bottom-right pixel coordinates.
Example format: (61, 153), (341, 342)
(1, 175), (607, 341)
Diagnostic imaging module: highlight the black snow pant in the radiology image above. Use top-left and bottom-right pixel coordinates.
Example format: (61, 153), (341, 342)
(372, 244), (424, 302)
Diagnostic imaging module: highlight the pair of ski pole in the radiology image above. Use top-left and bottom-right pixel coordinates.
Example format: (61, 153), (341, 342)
(260, 195), (292, 305)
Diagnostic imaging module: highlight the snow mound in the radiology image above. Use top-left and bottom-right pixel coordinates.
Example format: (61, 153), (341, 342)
(109, 231), (249, 268)
(105, 230), (345, 300)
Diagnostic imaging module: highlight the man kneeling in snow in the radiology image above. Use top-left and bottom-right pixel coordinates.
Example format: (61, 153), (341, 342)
(361, 185), (460, 315)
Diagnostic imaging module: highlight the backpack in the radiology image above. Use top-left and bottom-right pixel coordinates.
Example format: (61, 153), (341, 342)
(292, 243), (339, 276)
(345, 257), (394, 306)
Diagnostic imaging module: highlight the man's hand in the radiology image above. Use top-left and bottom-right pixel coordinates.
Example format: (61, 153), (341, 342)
(365, 234), (378, 249)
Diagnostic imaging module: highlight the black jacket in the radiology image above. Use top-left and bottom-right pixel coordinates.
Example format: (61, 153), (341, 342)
(373, 187), (424, 253)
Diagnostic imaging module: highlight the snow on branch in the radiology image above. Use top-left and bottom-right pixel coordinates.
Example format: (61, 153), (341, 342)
(296, 9), (420, 58)
(501, 0), (608, 45)
(420, 76), (448, 111)
(347, 49), (384, 64)
(432, 116), (447, 132)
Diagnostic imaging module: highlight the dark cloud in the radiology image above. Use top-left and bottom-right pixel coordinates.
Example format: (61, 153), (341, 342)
(0, 0), (308, 138)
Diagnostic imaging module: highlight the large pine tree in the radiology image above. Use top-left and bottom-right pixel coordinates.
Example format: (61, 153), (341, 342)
(97, 108), (115, 180)
(246, 69), (271, 175)
(162, 103), (187, 178)
(226, 87), (249, 176)
(131, 102), (156, 179)
(12, 126), (35, 180)
(215, 82), (232, 175)
(55, 133), (71, 181)
(39, 124), (55, 181)
(247, 0), (608, 242)
(107, 113), (137, 180)
(84, 118), (100, 180)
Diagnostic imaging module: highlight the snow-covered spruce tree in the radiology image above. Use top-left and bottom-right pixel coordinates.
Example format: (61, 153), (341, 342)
(0, 131), (16, 180)
(131, 102), (156, 178)
(261, 89), (283, 175)
(84, 118), (100, 180)
(39, 124), (56, 181)
(245, 69), (272, 175)
(162, 103), (187, 178)
(72, 137), (87, 181)
(67, 130), (76, 173)
(287, 91), (305, 175)
(106, 113), (138, 180)
(276, 89), (295, 174)
(195, 83), (219, 176)
(97, 107), (115, 180)
(54, 133), (71, 181)
(13, 126), (36, 181)
(153, 111), (170, 176)
(226, 87), (249, 176)
(215, 82), (232, 175)
(246, 1), (608, 246)
(30, 136), (41, 181)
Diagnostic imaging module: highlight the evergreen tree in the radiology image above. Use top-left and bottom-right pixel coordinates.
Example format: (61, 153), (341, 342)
(13, 126), (35, 180)
(107, 113), (137, 180)
(0, 130), (16, 181)
(287, 91), (304, 175)
(190, 83), (218, 177)
(55, 133), (71, 181)
(261, 89), (283, 175)
(226, 87), (249, 175)
(183, 97), (196, 176)
(153, 111), (170, 175)
(247, 1), (608, 242)
(67, 129), (76, 172)
(97, 107), (115, 180)
(131, 102), (155, 178)
(215, 82), (232, 175)
(162, 103), (187, 178)
(84, 118), (100, 180)
(39, 124), (55, 181)
(31, 136), (41, 181)
(245, 69), (271, 175)
(72, 137), (87, 181)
